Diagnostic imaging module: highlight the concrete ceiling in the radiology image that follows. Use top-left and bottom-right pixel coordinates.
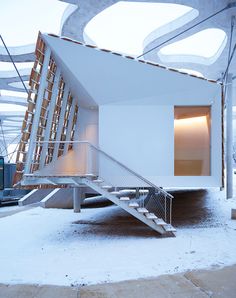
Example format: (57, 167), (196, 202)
(61, 0), (236, 81)
(1, 0), (236, 159)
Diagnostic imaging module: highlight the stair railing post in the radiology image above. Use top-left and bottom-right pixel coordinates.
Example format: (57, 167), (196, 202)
(164, 194), (167, 222)
(87, 143), (92, 174)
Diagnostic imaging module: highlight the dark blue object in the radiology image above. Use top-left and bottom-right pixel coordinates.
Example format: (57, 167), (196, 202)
(0, 157), (4, 190)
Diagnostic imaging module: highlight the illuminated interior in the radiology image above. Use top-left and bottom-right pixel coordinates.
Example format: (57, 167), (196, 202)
(174, 106), (211, 176)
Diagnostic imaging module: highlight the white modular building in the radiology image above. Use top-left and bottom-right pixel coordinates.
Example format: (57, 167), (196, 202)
(14, 33), (223, 235)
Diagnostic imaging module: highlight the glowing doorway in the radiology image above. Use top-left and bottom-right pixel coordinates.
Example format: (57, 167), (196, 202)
(174, 106), (211, 176)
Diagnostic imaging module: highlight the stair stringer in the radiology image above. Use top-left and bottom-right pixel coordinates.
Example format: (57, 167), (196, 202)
(78, 177), (166, 235)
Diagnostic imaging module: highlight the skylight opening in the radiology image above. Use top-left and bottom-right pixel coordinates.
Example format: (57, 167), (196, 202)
(0, 62), (33, 71)
(158, 28), (227, 65)
(8, 82), (30, 89)
(0, 90), (28, 98)
(84, 1), (198, 56)
(1, 119), (23, 124)
(0, 103), (26, 112)
(0, 0), (67, 47)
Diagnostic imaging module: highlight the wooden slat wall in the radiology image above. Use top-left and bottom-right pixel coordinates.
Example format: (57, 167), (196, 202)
(14, 33), (78, 188)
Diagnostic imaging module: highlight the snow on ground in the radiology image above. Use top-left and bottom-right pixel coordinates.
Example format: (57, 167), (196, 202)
(0, 191), (236, 286)
(0, 205), (20, 213)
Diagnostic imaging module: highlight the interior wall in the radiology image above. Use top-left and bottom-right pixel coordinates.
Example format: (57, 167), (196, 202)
(36, 149), (86, 176)
(174, 106), (211, 176)
(75, 107), (98, 145)
(35, 107), (99, 177)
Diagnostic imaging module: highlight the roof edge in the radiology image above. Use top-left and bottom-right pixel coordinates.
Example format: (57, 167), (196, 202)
(45, 33), (220, 85)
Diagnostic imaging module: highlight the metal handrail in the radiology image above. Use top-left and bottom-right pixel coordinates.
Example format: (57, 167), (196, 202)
(34, 140), (173, 199)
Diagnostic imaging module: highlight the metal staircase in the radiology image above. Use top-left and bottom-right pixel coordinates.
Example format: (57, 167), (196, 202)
(21, 141), (175, 236)
(81, 175), (175, 235)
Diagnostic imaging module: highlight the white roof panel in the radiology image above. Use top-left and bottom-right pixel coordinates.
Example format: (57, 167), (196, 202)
(43, 34), (221, 108)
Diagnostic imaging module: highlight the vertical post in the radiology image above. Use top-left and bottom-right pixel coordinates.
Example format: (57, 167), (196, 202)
(0, 140), (4, 156)
(73, 106), (80, 144)
(52, 84), (70, 162)
(164, 194), (167, 222)
(63, 99), (76, 154)
(73, 187), (84, 213)
(86, 144), (92, 174)
(24, 47), (51, 174)
(39, 68), (61, 169)
(226, 74), (233, 199)
(0, 120), (8, 160)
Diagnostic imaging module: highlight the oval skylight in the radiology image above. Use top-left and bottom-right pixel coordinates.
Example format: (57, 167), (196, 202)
(158, 28), (227, 65)
(0, 90), (28, 98)
(0, 103), (26, 112)
(0, 62), (33, 71)
(0, 0), (67, 46)
(84, 1), (198, 56)
(8, 81), (30, 89)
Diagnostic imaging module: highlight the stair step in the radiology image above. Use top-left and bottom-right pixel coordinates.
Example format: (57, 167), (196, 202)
(138, 189), (149, 195)
(93, 179), (104, 184)
(119, 189), (149, 196)
(101, 185), (113, 190)
(154, 218), (167, 226)
(119, 189), (136, 194)
(119, 196), (130, 201)
(129, 202), (139, 208)
(137, 207), (149, 214)
(145, 213), (158, 220)
(110, 191), (120, 196)
(163, 224), (176, 232)
(85, 173), (97, 178)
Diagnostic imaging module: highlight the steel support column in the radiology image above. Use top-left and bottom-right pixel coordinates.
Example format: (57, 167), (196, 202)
(226, 74), (233, 198)
(73, 187), (84, 213)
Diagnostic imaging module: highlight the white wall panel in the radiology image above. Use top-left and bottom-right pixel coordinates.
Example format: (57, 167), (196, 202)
(99, 105), (174, 186)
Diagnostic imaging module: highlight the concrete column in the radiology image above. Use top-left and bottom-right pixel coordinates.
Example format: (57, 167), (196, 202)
(232, 209), (236, 219)
(226, 74), (233, 199)
(73, 187), (84, 213)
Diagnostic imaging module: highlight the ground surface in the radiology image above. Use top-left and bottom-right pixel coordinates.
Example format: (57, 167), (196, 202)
(0, 189), (236, 287)
(1, 264), (236, 297)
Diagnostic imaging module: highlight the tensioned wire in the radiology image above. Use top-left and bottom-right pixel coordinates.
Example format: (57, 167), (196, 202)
(138, 2), (236, 59)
